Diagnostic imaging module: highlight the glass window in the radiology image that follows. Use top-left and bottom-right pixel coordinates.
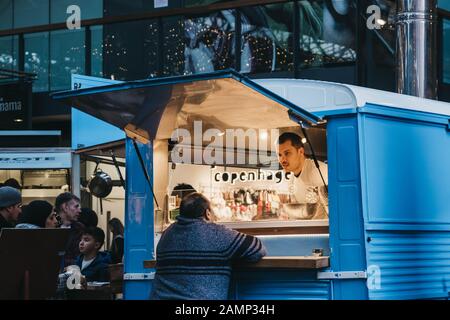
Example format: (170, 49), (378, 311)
(24, 32), (49, 92)
(144, 21), (160, 78)
(162, 17), (185, 76)
(50, 29), (85, 91)
(444, 19), (450, 84)
(298, 0), (356, 69)
(240, 3), (294, 74)
(103, 19), (159, 81)
(184, 0), (222, 7)
(103, 0), (153, 17)
(91, 25), (103, 78)
(50, 0), (102, 23)
(14, 0), (49, 28)
(439, 0), (450, 11)
(163, 10), (236, 76)
(0, 35), (18, 72)
(0, 0), (13, 30)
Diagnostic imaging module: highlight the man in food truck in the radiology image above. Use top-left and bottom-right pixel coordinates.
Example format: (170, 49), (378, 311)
(276, 132), (328, 219)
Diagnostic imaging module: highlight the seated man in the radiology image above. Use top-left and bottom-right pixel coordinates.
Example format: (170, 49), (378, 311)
(76, 227), (111, 283)
(150, 192), (267, 300)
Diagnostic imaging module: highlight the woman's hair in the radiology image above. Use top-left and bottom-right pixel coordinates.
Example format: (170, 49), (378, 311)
(108, 218), (124, 236)
(18, 200), (53, 228)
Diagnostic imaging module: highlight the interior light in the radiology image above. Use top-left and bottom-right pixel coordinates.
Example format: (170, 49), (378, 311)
(377, 19), (387, 26)
(260, 131), (268, 140)
(217, 131), (225, 137)
(14, 118), (23, 123)
(301, 138), (307, 144)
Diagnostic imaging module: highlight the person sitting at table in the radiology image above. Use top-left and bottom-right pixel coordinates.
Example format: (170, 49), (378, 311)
(15, 200), (60, 229)
(76, 227), (111, 283)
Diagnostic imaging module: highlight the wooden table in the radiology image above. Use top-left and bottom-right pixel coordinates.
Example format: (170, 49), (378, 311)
(144, 256), (329, 270)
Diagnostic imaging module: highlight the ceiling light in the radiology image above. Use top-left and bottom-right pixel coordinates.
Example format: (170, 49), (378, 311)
(377, 19), (387, 26)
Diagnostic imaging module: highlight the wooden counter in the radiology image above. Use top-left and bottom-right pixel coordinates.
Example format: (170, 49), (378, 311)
(237, 256), (329, 269)
(144, 256), (329, 270)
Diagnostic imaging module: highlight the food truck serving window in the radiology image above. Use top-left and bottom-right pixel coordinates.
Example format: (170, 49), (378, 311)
(52, 70), (327, 233)
(159, 124), (328, 232)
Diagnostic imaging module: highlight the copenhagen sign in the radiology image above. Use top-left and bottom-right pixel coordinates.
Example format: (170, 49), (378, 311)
(214, 170), (291, 185)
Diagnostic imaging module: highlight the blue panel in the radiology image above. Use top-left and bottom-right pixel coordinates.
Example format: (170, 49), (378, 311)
(71, 75), (124, 149)
(338, 186), (362, 240)
(366, 230), (450, 300)
(337, 127), (358, 182)
(124, 138), (155, 300)
(124, 282), (152, 300)
(338, 244), (368, 299)
(233, 270), (331, 300)
(327, 115), (368, 300)
(362, 113), (450, 224)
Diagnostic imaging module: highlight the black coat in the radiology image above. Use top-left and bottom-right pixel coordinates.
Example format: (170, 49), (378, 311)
(0, 214), (13, 232)
(76, 251), (112, 282)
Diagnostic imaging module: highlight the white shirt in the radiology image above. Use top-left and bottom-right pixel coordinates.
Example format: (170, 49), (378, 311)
(81, 257), (95, 271)
(289, 158), (328, 203)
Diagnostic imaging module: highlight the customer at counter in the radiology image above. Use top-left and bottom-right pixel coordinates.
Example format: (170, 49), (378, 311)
(0, 186), (22, 231)
(150, 192), (267, 300)
(277, 132), (329, 219)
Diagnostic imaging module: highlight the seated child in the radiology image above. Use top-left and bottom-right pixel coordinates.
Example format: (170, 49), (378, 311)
(76, 227), (111, 283)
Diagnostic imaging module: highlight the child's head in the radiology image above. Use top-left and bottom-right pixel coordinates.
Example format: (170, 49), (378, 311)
(79, 227), (105, 255)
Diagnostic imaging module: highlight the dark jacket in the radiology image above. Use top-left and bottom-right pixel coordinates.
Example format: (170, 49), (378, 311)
(63, 221), (85, 268)
(0, 214), (13, 232)
(110, 235), (124, 264)
(76, 251), (112, 282)
(150, 216), (267, 300)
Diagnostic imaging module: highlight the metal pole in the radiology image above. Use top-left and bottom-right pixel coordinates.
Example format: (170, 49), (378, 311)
(396, 0), (438, 99)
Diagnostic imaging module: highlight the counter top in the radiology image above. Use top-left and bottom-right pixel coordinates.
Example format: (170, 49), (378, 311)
(144, 256), (329, 270)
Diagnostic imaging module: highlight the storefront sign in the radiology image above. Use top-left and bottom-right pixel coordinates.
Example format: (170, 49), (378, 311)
(214, 170), (291, 185)
(0, 82), (32, 130)
(154, 0), (168, 8)
(0, 152), (72, 169)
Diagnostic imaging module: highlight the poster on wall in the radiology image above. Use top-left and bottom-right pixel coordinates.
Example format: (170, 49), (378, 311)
(0, 82), (32, 130)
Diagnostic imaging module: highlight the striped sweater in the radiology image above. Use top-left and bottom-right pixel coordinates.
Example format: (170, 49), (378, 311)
(150, 215), (267, 300)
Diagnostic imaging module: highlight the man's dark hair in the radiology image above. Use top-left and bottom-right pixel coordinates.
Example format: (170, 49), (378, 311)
(82, 226), (105, 248)
(179, 192), (210, 218)
(54, 192), (80, 213)
(171, 183), (196, 199)
(277, 132), (304, 149)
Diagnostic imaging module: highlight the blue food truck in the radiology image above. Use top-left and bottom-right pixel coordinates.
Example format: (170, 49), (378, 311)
(55, 70), (450, 300)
